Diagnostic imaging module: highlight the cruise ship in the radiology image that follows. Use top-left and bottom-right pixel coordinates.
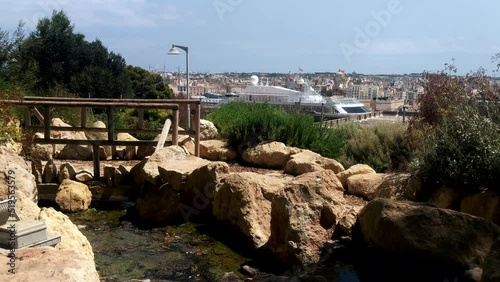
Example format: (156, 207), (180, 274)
(236, 75), (370, 118)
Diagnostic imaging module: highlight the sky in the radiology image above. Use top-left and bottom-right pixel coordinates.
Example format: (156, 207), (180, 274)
(0, 0), (499, 75)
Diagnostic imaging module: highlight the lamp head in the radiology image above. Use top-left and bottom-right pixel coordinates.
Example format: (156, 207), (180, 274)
(167, 46), (181, 55)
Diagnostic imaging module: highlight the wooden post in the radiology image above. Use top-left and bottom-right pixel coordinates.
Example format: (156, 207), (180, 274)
(92, 144), (100, 180)
(155, 118), (172, 153)
(138, 109), (144, 130)
(30, 107), (44, 124)
(43, 106), (51, 140)
(193, 103), (201, 157)
(107, 107), (116, 159)
(172, 109), (179, 145)
(81, 107), (87, 128)
(24, 108), (31, 127)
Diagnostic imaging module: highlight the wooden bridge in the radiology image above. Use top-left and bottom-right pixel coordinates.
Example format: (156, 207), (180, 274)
(3, 96), (202, 180)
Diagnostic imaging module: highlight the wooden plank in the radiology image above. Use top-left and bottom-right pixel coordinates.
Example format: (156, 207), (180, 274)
(172, 110), (179, 145)
(2, 100), (180, 110)
(23, 96), (201, 105)
(155, 118), (172, 153)
(80, 107), (87, 128)
(193, 104), (201, 157)
(30, 107), (44, 123)
(137, 109), (144, 130)
(92, 144), (100, 180)
(43, 106), (51, 140)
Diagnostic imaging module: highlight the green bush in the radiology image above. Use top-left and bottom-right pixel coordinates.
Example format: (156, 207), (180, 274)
(207, 102), (346, 159)
(338, 122), (411, 172)
(416, 107), (500, 194)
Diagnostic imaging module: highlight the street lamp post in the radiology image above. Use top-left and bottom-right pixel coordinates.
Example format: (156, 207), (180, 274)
(167, 44), (190, 130)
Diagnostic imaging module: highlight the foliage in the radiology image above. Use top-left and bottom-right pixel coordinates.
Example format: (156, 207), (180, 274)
(416, 107), (500, 194)
(410, 62), (500, 194)
(338, 122), (410, 172)
(125, 66), (174, 99)
(207, 102), (346, 159)
(0, 78), (25, 142)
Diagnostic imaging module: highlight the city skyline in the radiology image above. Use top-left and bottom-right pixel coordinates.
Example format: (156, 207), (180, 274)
(1, 0), (499, 75)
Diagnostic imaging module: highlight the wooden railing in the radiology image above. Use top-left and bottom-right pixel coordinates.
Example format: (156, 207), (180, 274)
(3, 97), (202, 180)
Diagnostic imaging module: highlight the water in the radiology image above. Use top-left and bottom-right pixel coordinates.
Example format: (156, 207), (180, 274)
(64, 203), (360, 282)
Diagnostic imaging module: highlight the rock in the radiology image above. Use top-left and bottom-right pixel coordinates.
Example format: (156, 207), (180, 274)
(115, 165), (130, 185)
(55, 144), (93, 160)
(243, 142), (295, 169)
(461, 190), (500, 226)
(213, 172), (287, 248)
(30, 143), (53, 161)
(464, 267), (483, 282)
(58, 162), (77, 182)
(75, 170), (93, 182)
(117, 133), (138, 160)
(179, 136), (195, 155)
(43, 159), (58, 183)
(31, 157), (43, 184)
(284, 150), (344, 176)
(55, 179), (92, 212)
(482, 236), (500, 282)
(268, 170), (346, 266)
(336, 164), (376, 188)
(347, 173), (385, 200)
(13, 191), (41, 221)
(200, 140), (238, 162)
(38, 207), (96, 263)
(374, 173), (422, 202)
(86, 120), (111, 157)
(0, 247), (99, 282)
(429, 187), (462, 210)
(356, 198), (500, 270)
(103, 165), (115, 186)
(136, 145), (155, 159)
(139, 146), (197, 185)
(338, 205), (363, 234)
(0, 146), (37, 203)
(135, 182), (181, 224)
(199, 119), (218, 140)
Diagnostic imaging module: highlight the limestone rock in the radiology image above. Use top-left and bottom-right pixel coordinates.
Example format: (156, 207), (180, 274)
(136, 145), (155, 159)
(51, 118), (87, 140)
(284, 150), (344, 176)
(461, 190), (500, 226)
(347, 173), (385, 200)
(103, 165), (115, 186)
(200, 140), (238, 162)
(429, 187), (462, 210)
(43, 159), (58, 183)
(179, 136), (195, 155)
(243, 142), (295, 169)
(31, 158), (43, 184)
(356, 198), (500, 270)
(30, 143), (53, 161)
(58, 162), (77, 183)
(374, 173), (422, 202)
(0, 145), (38, 202)
(0, 247), (99, 282)
(38, 207), (96, 263)
(75, 170), (93, 182)
(338, 205), (363, 235)
(55, 144), (93, 160)
(213, 172), (287, 248)
(482, 236), (500, 282)
(138, 145), (192, 186)
(199, 119), (218, 140)
(86, 120), (111, 157)
(336, 164), (376, 188)
(55, 179), (92, 212)
(117, 133), (138, 160)
(268, 170), (346, 266)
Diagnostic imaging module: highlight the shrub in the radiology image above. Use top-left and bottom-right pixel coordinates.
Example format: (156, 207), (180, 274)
(207, 102), (346, 159)
(416, 107), (500, 195)
(338, 122), (410, 172)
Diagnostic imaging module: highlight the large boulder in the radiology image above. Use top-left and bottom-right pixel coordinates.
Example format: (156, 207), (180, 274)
(243, 142), (300, 169)
(199, 119), (218, 140)
(429, 187), (462, 210)
(58, 162), (77, 182)
(356, 198), (500, 270)
(461, 191), (500, 226)
(137, 145), (192, 185)
(213, 172), (288, 248)
(346, 173), (385, 200)
(284, 150), (344, 176)
(200, 140), (238, 162)
(481, 236), (500, 282)
(38, 207), (96, 263)
(51, 118), (87, 140)
(268, 170), (346, 266)
(0, 146), (38, 203)
(373, 173), (422, 202)
(55, 179), (92, 212)
(116, 132), (138, 160)
(55, 144), (94, 160)
(336, 164), (375, 188)
(0, 247), (99, 282)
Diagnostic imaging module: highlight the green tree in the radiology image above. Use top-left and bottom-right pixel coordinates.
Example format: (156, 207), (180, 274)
(125, 65), (173, 99)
